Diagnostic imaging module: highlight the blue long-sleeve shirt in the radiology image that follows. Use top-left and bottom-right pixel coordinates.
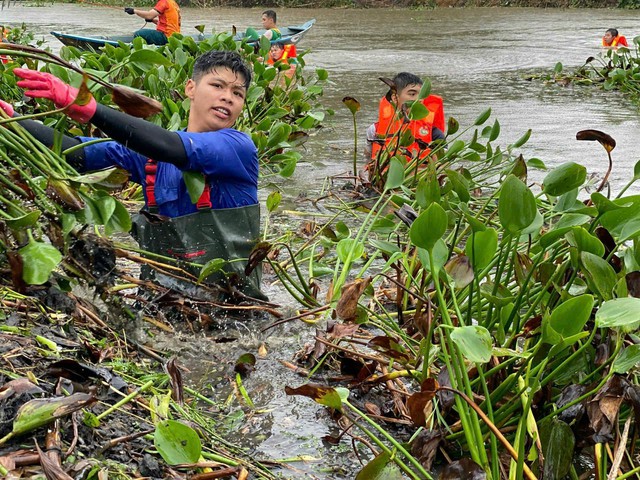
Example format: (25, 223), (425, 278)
(80, 129), (258, 217)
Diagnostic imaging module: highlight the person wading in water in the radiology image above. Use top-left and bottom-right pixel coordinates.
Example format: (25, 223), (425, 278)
(0, 50), (266, 301)
(365, 72), (446, 166)
(602, 28), (628, 49)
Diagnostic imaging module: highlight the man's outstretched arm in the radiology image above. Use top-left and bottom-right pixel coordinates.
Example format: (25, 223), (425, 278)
(13, 68), (189, 168)
(124, 6), (160, 22)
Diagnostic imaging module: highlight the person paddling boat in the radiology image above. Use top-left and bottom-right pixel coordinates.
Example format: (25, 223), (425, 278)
(123, 0), (180, 45)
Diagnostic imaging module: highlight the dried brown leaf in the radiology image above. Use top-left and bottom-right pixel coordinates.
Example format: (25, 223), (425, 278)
(576, 129), (616, 152)
(0, 455), (16, 472)
(626, 271), (640, 298)
(245, 241), (271, 276)
(164, 357), (184, 404)
(407, 391), (435, 427)
(439, 458), (487, 480)
(35, 441), (73, 480)
(111, 86), (163, 118)
(0, 378), (44, 401)
(413, 301), (432, 338)
(335, 277), (371, 321)
(327, 322), (359, 341)
(355, 361), (378, 384)
(46, 179), (84, 211)
(364, 402), (381, 416)
(586, 375), (626, 442)
(73, 73), (93, 107)
(410, 429), (442, 471)
(7, 251), (26, 293)
(367, 336), (411, 363)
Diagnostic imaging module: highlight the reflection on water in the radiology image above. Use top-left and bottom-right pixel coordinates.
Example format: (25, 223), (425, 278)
(3, 4), (640, 478)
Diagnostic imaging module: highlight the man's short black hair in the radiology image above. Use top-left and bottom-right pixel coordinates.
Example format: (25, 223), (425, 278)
(263, 9), (277, 23)
(393, 72), (424, 92)
(192, 50), (252, 90)
(606, 28), (619, 37)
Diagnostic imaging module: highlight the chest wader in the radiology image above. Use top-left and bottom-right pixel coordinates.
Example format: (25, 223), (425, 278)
(130, 159), (266, 302)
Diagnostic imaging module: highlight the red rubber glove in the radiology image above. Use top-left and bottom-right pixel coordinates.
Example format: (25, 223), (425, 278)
(14, 68), (97, 123)
(0, 99), (14, 117)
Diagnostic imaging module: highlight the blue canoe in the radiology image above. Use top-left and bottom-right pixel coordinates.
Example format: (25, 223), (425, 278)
(51, 19), (315, 50)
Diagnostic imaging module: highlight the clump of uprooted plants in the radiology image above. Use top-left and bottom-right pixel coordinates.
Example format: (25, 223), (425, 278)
(0, 313), (285, 479)
(257, 83), (640, 478)
(535, 37), (640, 103)
(0, 28), (328, 305)
(0, 32), (328, 478)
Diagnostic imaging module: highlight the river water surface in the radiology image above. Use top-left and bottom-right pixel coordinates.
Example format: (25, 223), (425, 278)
(2, 4), (639, 478)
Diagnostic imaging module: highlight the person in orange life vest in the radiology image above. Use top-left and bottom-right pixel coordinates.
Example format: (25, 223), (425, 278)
(602, 28), (628, 49)
(267, 42), (297, 65)
(1, 27), (10, 64)
(365, 72), (445, 162)
(267, 42), (297, 79)
(124, 0), (180, 45)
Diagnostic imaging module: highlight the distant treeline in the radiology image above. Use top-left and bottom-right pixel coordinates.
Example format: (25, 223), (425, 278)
(59, 0), (638, 8)
(177, 0), (637, 8)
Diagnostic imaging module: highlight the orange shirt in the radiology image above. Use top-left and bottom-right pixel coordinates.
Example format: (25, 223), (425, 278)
(153, 0), (180, 37)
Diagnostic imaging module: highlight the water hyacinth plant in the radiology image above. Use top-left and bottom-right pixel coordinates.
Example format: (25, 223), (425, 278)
(3, 23), (640, 480)
(0, 28), (329, 291)
(264, 97), (640, 478)
(0, 28), (330, 478)
(541, 36), (640, 102)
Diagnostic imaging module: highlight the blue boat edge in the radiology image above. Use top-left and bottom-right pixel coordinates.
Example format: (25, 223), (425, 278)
(50, 18), (316, 51)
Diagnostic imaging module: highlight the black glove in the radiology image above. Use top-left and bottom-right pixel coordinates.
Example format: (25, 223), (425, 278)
(124, 7), (135, 14)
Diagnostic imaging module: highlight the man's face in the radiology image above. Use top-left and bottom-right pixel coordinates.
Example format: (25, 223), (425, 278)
(270, 44), (284, 61)
(393, 83), (422, 112)
(603, 31), (614, 45)
(262, 14), (274, 29)
(185, 67), (246, 133)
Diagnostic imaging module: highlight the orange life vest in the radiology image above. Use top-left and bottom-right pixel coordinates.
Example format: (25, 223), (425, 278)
(371, 94), (445, 161)
(1, 28), (9, 64)
(602, 35), (628, 48)
(267, 44), (297, 65)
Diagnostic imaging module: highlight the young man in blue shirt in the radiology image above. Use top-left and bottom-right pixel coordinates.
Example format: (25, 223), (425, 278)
(1, 50), (265, 300)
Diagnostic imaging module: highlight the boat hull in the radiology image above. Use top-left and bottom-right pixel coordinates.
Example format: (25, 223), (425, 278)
(51, 19), (315, 51)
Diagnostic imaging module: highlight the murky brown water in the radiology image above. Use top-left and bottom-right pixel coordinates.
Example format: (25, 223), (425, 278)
(3, 5), (639, 188)
(2, 4), (639, 478)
